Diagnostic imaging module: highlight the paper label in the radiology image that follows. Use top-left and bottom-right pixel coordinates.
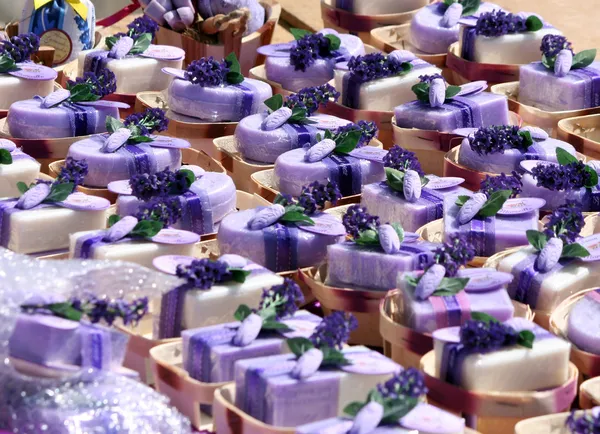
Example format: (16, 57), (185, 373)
(40, 29), (72, 65)
(152, 254), (195, 274)
(456, 80), (487, 97)
(311, 115), (352, 131)
(150, 136), (191, 149)
(348, 147), (388, 164)
(432, 327), (460, 344)
(139, 45), (185, 60)
(57, 193), (111, 211)
(107, 180), (132, 196)
(461, 268), (514, 292)
(151, 229), (200, 245)
(520, 159), (556, 173)
(425, 177), (465, 190)
(497, 197), (546, 215)
(256, 42), (294, 57)
(162, 67), (187, 79)
(298, 214), (346, 236)
(341, 351), (400, 375)
(578, 234), (600, 262)
(8, 63), (57, 81)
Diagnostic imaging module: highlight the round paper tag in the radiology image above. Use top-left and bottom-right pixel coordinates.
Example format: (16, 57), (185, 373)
(348, 147), (388, 164)
(152, 229), (200, 245)
(150, 136), (191, 149)
(425, 177), (465, 190)
(57, 193), (111, 211)
(460, 268), (514, 292)
(256, 42), (295, 57)
(79, 100), (131, 110)
(279, 319), (319, 339)
(107, 180), (133, 196)
(577, 234), (600, 262)
(9, 63), (58, 81)
(401, 403), (465, 434)
(0, 139), (16, 152)
(431, 327), (460, 344)
(152, 255), (195, 274)
(310, 115), (352, 131)
(139, 45), (185, 60)
(497, 197), (546, 215)
(456, 80), (488, 97)
(39, 29), (72, 65)
(297, 214), (346, 236)
(520, 159), (556, 173)
(341, 352), (400, 375)
(162, 67), (187, 79)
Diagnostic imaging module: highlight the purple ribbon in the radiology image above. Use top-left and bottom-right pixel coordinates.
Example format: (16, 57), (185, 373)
(233, 82), (257, 119)
(62, 101), (98, 137)
(84, 51), (111, 76)
(322, 154), (362, 197)
(460, 27), (477, 62)
(80, 325), (111, 369)
(120, 144), (154, 177)
(281, 123), (317, 149)
(443, 295), (463, 325)
(72, 232), (106, 259)
(0, 200), (18, 247)
(263, 223), (299, 272)
(570, 65), (600, 109)
(445, 96), (482, 129)
(399, 243), (435, 270)
(420, 188), (445, 221)
(459, 216), (495, 257)
(179, 190), (214, 235)
(336, 0), (354, 11)
(186, 328), (236, 381)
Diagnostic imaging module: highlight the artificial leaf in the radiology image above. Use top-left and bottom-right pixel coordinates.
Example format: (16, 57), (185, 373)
(478, 189), (512, 217)
(343, 401), (364, 417)
(334, 130), (362, 154)
(367, 389), (385, 405)
(320, 347), (350, 367)
(354, 229), (380, 246)
(226, 71), (245, 84)
(461, 0), (481, 16)
(455, 195), (470, 207)
(556, 147), (578, 166)
(471, 311), (499, 324)
(541, 54), (555, 70)
(412, 82), (430, 104)
(296, 117), (318, 125)
(16, 182), (29, 195)
(572, 49), (597, 70)
(129, 32), (152, 55)
(525, 15), (543, 32)
(129, 135), (154, 144)
(325, 34), (341, 51)
(290, 28), (311, 41)
(391, 223), (405, 243)
(68, 83), (100, 103)
(0, 149), (12, 165)
(443, 0), (455, 5)
(261, 320), (292, 331)
(280, 211), (315, 226)
(431, 277), (469, 296)
(229, 268), (252, 283)
(519, 130), (533, 147)
(44, 183), (74, 203)
(287, 337), (314, 357)
(445, 85), (461, 100)
(399, 62), (413, 74)
(405, 275), (419, 287)
(46, 302), (84, 322)
(381, 398), (419, 425)
(421, 176), (429, 188)
(385, 167), (405, 192)
(105, 35), (118, 49)
(273, 194), (290, 206)
(0, 55), (17, 73)
(285, 204), (305, 214)
(561, 243), (591, 259)
(264, 94), (284, 112)
(324, 129), (333, 139)
(526, 229), (548, 251)
(130, 220), (163, 238)
(517, 330), (535, 349)
(225, 52), (241, 74)
(179, 169), (196, 188)
(106, 116), (125, 134)
(585, 166), (599, 188)
(289, 107), (308, 122)
(234, 304), (252, 322)
(108, 215), (121, 228)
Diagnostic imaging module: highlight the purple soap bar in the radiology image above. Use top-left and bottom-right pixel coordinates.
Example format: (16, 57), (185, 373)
(217, 208), (345, 272)
(443, 195), (539, 257)
(361, 179), (470, 232)
(67, 136), (182, 187)
(325, 239), (439, 291)
(8, 313), (128, 371)
(521, 173), (587, 211)
(519, 61), (600, 112)
(394, 92), (509, 132)
(457, 137), (577, 174)
(274, 148), (385, 197)
(7, 98), (120, 139)
(181, 310), (321, 382)
(399, 268), (515, 333)
(568, 290), (600, 354)
(410, 2), (503, 54)
(234, 113), (321, 163)
(167, 77), (272, 122)
(196, 0), (265, 35)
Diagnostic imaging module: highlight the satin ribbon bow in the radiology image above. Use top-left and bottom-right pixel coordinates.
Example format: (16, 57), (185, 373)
(34, 0), (88, 20)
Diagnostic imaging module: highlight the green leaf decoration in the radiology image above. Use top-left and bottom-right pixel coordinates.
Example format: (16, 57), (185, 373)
(45, 302), (84, 322)
(412, 82), (430, 104)
(556, 147), (578, 166)
(367, 389), (385, 405)
(324, 129), (334, 139)
(264, 94), (284, 112)
(334, 130), (362, 154)
(106, 116), (125, 134)
(445, 85), (461, 100)
(517, 330), (535, 349)
(343, 401), (364, 417)
(405, 275), (419, 287)
(105, 35), (118, 49)
(225, 52), (241, 74)
(431, 277), (470, 296)
(179, 169), (196, 189)
(261, 320), (293, 331)
(129, 32), (152, 55)
(16, 182), (29, 195)
(461, 0), (481, 16)
(385, 167), (405, 192)
(129, 220), (163, 238)
(519, 130), (533, 147)
(320, 346), (351, 367)
(0, 55), (18, 74)
(226, 71), (244, 84)
(325, 34), (341, 51)
(44, 183), (74, 203)
(289, 107), (308, 122)
(443, 0), (456, 5)
(572, 49), (597, 70)
(471, 311), (499, 324)
(525, 15), (543, 32)
(128, 135), (154, 144)
(541, 54), (555, 70)
(399, 62), (413, 75)
(229, 268), (252, 283)
(455, 195), (470, 207)
(108, 214), (121, 227)
(421, 176), (430, 188)
(391, 223), (405, 243)
(478, 189), (512, 217)
(381, 398), (419, 425)
(561, 243), (590, 259)
(234, 304), (252, 322)
(290, 28), (311, 41)
(274, 194), (290, 206)
(585, 166), (599, 189)
(526, 229), (548, 251)
(0, 149), (12, 165)
(287, 337), (314, 357)
(285, 204), (305, 214)
(279, 211), (315, 226)
(354, 229), (380, 246)
(68, 82), (101, 104)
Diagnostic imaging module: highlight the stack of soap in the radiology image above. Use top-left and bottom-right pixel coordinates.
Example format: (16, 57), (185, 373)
(433, 317), (570, 392)
(0, 140), (40, 198)
(334, 0), (428, 14)
(567, 289), (600, 354)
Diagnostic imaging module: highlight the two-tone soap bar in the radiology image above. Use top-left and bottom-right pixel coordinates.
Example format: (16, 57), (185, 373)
(361, 177), (471, 232)
(398, 268), (515, 333)
(433, 317), (570, 392)
(0, 142), (40, 198)
(333, 0), (428, 15)
(217, 209), (345, 272)
(234, 346), (402, 427)
(567, 289), (600, 355)
(0, 64), (57, 110)
(325, 236), (439, 291)
(181, 310), (321, 383)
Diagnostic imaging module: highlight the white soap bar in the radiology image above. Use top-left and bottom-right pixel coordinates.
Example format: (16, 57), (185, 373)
(78, 49), (183, 94)
(0, 75), (55, 110)
(459, 27), (562, 65)
(69, 230), (196, 268)
(2, 205), (106, 254)
(333, 0), (428, 15)
(434, 318), (570, 392)
(334, 64), (442, 111)
(0, 154), (40, 198)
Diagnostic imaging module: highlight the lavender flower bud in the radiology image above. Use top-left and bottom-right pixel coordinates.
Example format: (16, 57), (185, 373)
(536, 237), (563, 272)
(379, 224), (401, 254)
(247, 204), (286, 230)
(290, 348), (323, 380)
(440, 2), (463, 28)
(261, 107), (293, 131)
(414, 263), (446, 300)
(349, 401), (384, 434)
(109, 36), (134, 59)
(104, 216), (138, 242)
(519, 126), (548, 141)
(458, 193), (488, 224)
(403, 169), (422, 202)
(429, 78), (446, 108)
(305, 139), (336, 162)
(554, 49), (573, 77)
(231, 313), (263, 347)
(387, 49), (416, 64)
(16, 183), (51, 210)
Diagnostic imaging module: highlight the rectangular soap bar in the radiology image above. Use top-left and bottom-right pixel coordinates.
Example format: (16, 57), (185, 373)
(361, 180), (471, 232)
(519, 61), (600, 111)
(325, 240), (439, 291)
(434, 317), (570, 392)
(0, 152), (40, 198)
(394, 92), (509, 132)
(335, 60), (442, 111)
(181, 310), (322, 383)
(0, 75), (55, 109)
(334, 0), (428, 15)
(234, 346), (402, 427)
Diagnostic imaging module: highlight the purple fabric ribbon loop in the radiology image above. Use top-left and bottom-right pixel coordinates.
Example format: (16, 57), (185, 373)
(179, 190), (214, 235)
(80, 325), (111, 369)
(233, 82), (256, 119)
(323, 154), (362, 197)
(120, 144), (154, 177)
(459, 216), (495, 257)
(158, 285), (187, 339)
(443, 296), (463, 325)
(440, 342), (469, 386)
(461, 27), (477, 62)
(263, 223), (299, 272)
(85, 51), (111, 76)
(62, 101), (98, 137)
(186, 329), (235, 381)
(570, 65), (600, 109)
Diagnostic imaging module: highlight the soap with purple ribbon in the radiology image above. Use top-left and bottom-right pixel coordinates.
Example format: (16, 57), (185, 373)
(333, 0), (428, 14)
(165, 53), (272, 122)
(0, 141), (40, 198)
(458, 11), (562, 64)
(456, 125), (577, 174)
(567, 289), (600, 355)
(410, 2), (504, 54)
(263, 29), (365, 92)
(394, 78), (509, 132)
(234, 86), (342, 164)
(334, 51), (442, 111)
(433, 316), (570, 392)
(153, 254), (284, 338)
